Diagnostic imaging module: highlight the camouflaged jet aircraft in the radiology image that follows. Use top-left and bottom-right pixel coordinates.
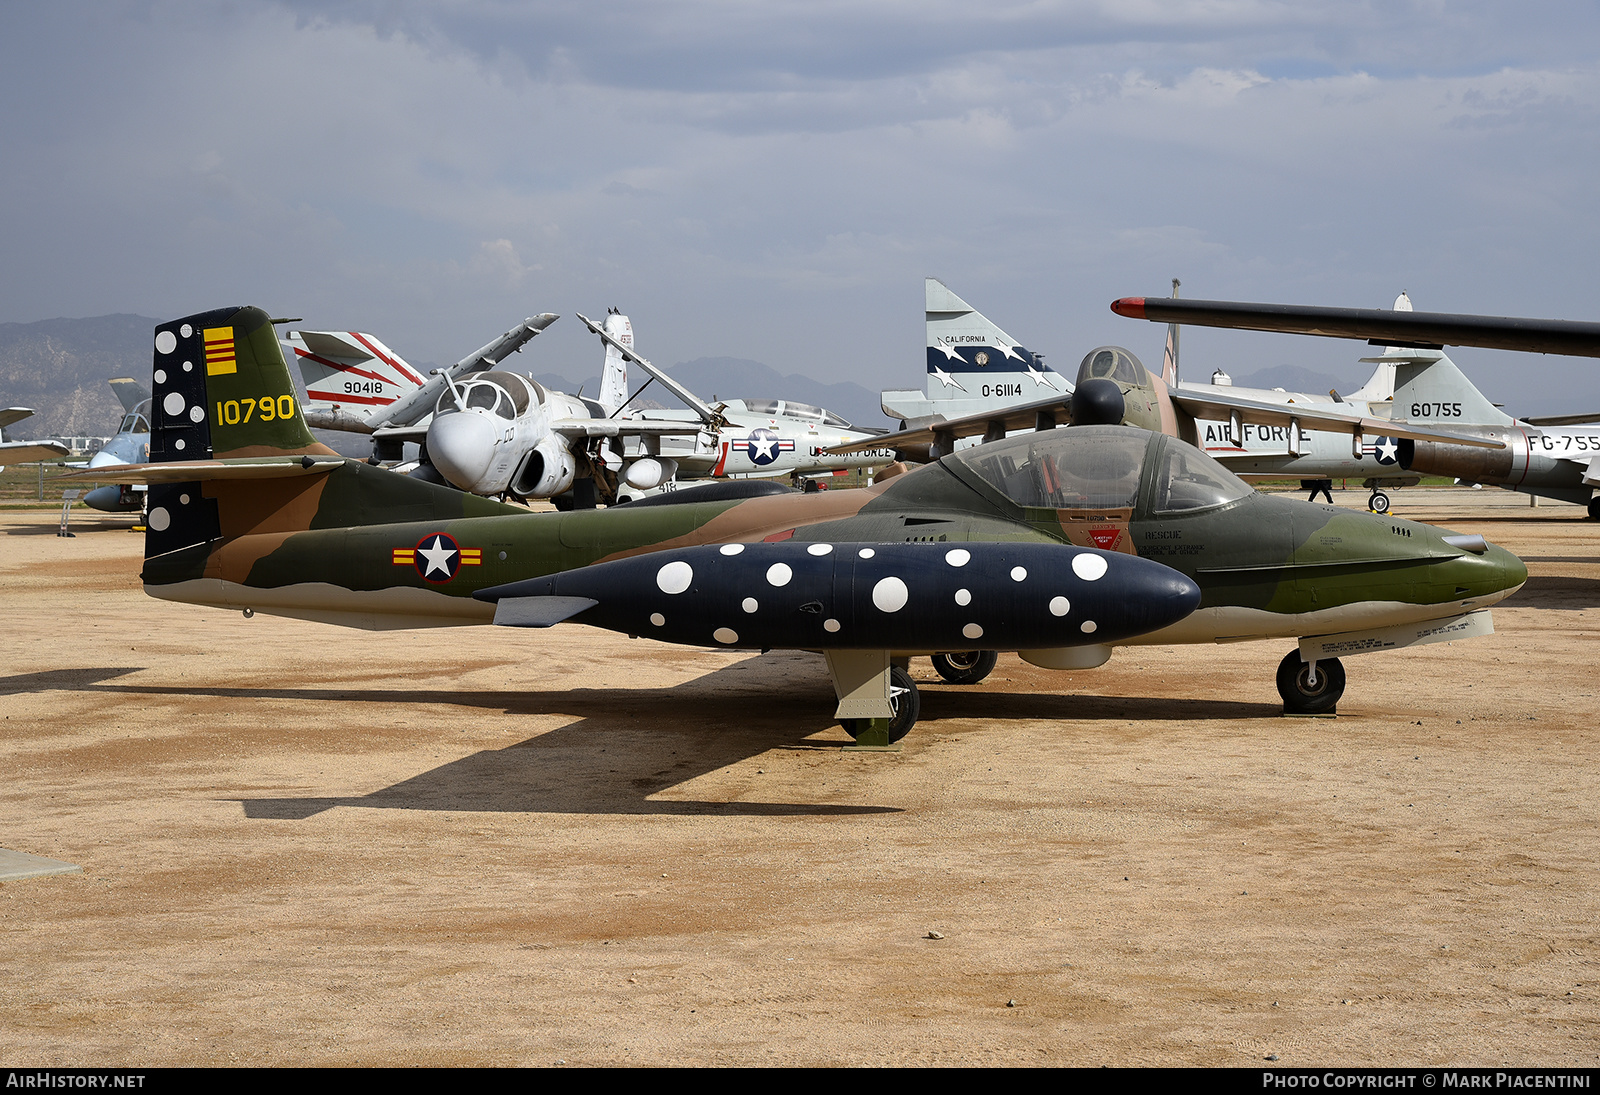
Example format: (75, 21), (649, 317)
(69, 306), (1527, 744)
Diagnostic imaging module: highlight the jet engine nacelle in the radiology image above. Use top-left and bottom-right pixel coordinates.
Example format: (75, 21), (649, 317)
(622, 456), (678, 490)
(1399, 428), (1522, 484)
(511, 434), (577, 499)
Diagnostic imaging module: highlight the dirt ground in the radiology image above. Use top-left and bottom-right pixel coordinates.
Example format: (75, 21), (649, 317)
(2, 491), (1597, 1067)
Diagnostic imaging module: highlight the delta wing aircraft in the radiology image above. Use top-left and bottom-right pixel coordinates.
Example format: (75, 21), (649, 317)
(69, 306), (1526, 744)
(0, 408), (69, 468)
(1113, 294), (1600, 517)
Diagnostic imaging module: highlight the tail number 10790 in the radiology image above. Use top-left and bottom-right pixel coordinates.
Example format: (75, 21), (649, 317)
(217, 395), (297, 425)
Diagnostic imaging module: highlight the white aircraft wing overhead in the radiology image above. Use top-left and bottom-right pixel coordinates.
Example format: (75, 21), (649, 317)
(551, 419), (708, 440)
(0, 407), (36, 430)
(1170, 388), (1505, 449)
(0, 440), (71, 462)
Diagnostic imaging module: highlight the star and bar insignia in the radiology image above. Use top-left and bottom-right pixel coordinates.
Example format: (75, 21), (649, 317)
(392, 532), (482, 582)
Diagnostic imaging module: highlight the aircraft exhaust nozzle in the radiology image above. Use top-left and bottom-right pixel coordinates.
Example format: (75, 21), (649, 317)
(476, 541), (1201, 651)
(1398, 433), (1513, 482)
(1070, 377), (1126, 425)
(427, 411), (500, 491)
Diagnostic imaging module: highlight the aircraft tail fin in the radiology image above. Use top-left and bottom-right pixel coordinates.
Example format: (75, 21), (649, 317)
(924, 278), (1063, 402)
(1391, 352), (1512, 428)
(598, 310), (633, 414)
(285, 329), (427, 430)
(109, 377), (151, 414)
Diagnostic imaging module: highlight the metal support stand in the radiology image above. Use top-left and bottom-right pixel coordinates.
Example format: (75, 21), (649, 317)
(57, 490), (81, 537)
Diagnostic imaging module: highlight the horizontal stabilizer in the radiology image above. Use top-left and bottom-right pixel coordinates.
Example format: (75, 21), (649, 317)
(0, 440), (70, 462)
(56, 456), (345, 484)
(0, 407), (35, 430)
(492, 596), (600, 628)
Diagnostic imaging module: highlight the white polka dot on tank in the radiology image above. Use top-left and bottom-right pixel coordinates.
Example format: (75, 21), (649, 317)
(945, 548), (970, 567)
(742, 598), (758, 613)
(720, 543), (745, 556)
(1072, 553), (1108, 581)
(650, 613), (665, 626)
(656, 560), (693, 594)
(1010, 566), (1027, 582)
(962, 622), (983, 639)
(954, 588), (971, 606)
(714, 627), (738, 644)
(1080, 620), (1098, 633)
(857, 548), (875, 559)
(872, 576), (908, 612)
(1049, 596), (1069, 616)
(807, 543), (833, 556)
(766, 563), (792, 587)
(823, 619), (841, 633)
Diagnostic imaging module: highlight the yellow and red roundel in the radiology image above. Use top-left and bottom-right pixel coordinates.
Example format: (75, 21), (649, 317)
(392, 533), (481, 583)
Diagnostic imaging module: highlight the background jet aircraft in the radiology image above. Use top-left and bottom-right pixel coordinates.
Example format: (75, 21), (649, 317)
(834, 286), (1500, 488)
(79, 377), (151, 513)
(0, 408), (69, 467)
(294, 311), (894, 508)
(1113, 293), (1600, 517)
(73, 305), (1526, 744)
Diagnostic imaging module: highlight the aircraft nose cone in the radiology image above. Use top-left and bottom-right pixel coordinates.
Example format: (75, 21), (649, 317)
(427, 411), (499, 491)
(1492, 543), (1528, 594)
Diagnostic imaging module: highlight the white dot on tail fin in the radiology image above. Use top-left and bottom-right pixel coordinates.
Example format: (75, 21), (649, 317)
(656, 561), (693, 594)
(189, 406), (204, 423)
(872, 576), (908, 612)
(183, 361), (192, 372)
(179, 494), (189, 505)
(179, 324), (193, 338)
(163, 392), (185, 416)
(174, 439), (185, 450)
(155, 331), (177, 355)
(153, 369), (166, 385)
(1072, 554), (1108, 581)
(148, 507), (170, 531)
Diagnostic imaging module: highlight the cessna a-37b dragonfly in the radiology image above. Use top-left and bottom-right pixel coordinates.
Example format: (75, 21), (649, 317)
(69, 305), (1527, 744)
(290, 311), (893, 508)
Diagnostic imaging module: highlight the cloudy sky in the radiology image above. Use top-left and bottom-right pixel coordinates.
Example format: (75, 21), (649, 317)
(3, 1), (1598, 413)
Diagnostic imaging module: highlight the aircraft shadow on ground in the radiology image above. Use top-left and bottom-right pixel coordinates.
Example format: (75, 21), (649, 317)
(5, 661), (1278, 819)
(1501, 575), (1600, 610)
(1, 517), (137, 537)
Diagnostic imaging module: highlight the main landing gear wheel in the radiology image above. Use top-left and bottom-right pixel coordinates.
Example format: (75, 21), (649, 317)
(1368, 491), (1391, 514)
(931, 650), (998, 685)
(842, 666), (920, 744)
(1276, 650), (1345, 715)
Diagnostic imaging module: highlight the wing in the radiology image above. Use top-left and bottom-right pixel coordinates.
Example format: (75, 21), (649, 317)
(826, 392), (1074, 455)
(1170, 388), (1504, 449)
(0, 407), (35, 431)
(55, 456), (345, 483)
(1112, 296), (1600, 358)
(550, 419), (709, 440)
(0, 440), (70, 462)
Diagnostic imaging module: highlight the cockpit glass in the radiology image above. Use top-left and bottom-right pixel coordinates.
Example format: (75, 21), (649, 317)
(1075, 347), (1144, 387)
(1152, 440), (1253, 513)
(465, 383), (500, 412)
(743, 399), (781, 416)
(822, 411), (853, 428)
(784, 402), (823, 420)
(948, 426), (1149, 510)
